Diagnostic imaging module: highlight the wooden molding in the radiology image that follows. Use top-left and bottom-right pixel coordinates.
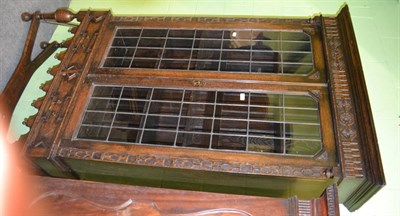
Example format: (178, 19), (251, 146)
(323, 5), (385, 211)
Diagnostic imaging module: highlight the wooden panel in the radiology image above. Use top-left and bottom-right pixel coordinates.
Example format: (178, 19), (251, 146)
(29, 176), (339, 216)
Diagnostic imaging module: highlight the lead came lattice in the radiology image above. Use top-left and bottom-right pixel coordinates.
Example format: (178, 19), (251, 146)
(75, 85), (322, 156)
(103, 28), (314, 75)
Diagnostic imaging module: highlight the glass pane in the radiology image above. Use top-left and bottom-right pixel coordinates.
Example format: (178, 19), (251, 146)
(249, 121), (282, 137)
(194, 50), (221, 60)
(251, 63), (280, 73)
(121, 87), (151, 100)
(141, 29), (168, 37)
(255, 31), (280, 40)
(222, 51), (250, 61)
(77, 126), (109, 140)
(103, 58), (131, 68)
(217, 92), (249, 105)
(113, 114), (143, 128)
(92, 86), (122, 98)
(87, 99), (118, 111)
(285, 108), (319, 123)
(108, 48), (135, 57)
(283, 52), (313, 63)
(152, 89), (183, 101)
(179, 118), (212, 133)
(220, 62), (249, 72)
(196, 30), (223, 39)
(286, 140), (320, 155)
(116, 29), (141, 37)
(224, 30), (254, 39)
(281, 31), (310, 41)
(283, 64), (313, 74)
(282, 42), (311, 52)
(214, 119), (247, 135)
(131, 59), (159, 68)
(176, 133), (210, 148)
(166, 39), (193, 48)
(250, 93), (272, 106)
(160, 60), (189, 69)
(211, 135), (246, 151)
(109, 128), (141, 143)
(117, 100), (147, 113)
(135, 48), (162, 58)
(184, 90), (216, 103)
(168, 29), (195, 38)
(163, 49), (191, 59)
(190, 61), (219, 70)
(194, 40), (222, 49)
(251, 50), (278, 62)
(149, 102), (181, 115)
(145, 115), (179, 130)
(249, 107), (282, 121)
(138, 38), (165, 47)
(284, 95), (317, 108)
(82, 112), (114, 126)
(141, 130), (175, 146)
(181, 104), (214, 117)
(112, 38), (138, 47)
(215, 105), (248, 119)
(248, 137), (283, 153)
(285, 124), (320, 139)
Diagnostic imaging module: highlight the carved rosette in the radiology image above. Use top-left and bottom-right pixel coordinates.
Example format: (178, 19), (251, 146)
(58, 147), (327, 178)
(323, 18), (364, 178)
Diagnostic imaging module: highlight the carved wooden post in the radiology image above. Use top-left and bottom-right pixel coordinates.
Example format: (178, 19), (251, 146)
(0, 9), (76, 132)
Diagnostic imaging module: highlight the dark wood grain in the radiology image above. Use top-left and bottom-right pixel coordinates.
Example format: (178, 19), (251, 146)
(29, 176), (340, 216)
(1, 5), (381, 215)
(335, 5), (385, 211)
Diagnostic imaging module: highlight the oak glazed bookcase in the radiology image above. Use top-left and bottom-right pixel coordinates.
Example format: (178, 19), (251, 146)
(0, 5), (385, 215)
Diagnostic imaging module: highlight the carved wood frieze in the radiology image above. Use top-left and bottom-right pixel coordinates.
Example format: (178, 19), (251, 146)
(323, 18), (364, 179)
(58, 147), (328, 178)
(111, 16), (313, 26)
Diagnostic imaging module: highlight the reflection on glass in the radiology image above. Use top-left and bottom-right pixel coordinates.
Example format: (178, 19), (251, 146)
(212, 135), (246, 151)
(104, 28), (314, 74)
(82, 112), (114, 126)
(77, 86), (322, 156)
(77, 126), (109, 140)
(176, 133), (210, 148)
(142, 130), (175, 146)
(248, 137), (283, 153)
(109, 128), (140, 143)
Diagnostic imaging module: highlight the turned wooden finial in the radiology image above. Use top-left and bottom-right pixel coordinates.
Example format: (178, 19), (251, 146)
(21, 8), (76, 23)
(53, 8), (76, 23)
(40, 41), (50, 49)
(21, 12), (33, 21)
